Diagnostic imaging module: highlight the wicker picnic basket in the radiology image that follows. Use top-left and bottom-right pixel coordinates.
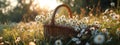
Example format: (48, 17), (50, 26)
(44, 4), (78, 40)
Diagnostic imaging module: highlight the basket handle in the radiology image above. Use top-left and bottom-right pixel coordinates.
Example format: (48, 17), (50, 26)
(51, 4), (73, 25)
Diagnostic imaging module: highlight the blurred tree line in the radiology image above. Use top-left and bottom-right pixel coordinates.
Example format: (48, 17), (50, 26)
(60, 0), (118, 15)
(0, 0), (119, 23)
(0, 0), (40, 24)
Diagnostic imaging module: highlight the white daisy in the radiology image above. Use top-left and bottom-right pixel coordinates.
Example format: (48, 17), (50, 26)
(29, 42), (36, 45)
(0, 37), (3, 40)
(105, 19), (111, 22)
(93, 21), (99, 25)
(110, 2), (115, 7)
(80, 24), (87, 29)
(102, 16), (107, 19)
(85, 42), (90, 45)
(55, 39), (62, 45)
(90, 27), (95, 30)
(94, 34), (105, 44)
(109, 12), (116, 17)
(15, 37), (21, 43)
(85, 31), (88, 34)
(93, 21), (101, 27)
(74, 26), (80, 32)
(75, 40), (81, 44)
(0, 42), (4, 45)
(77, 33), (82, 37)
(112, 14), (119, 20)
(101, 28), (107, 33)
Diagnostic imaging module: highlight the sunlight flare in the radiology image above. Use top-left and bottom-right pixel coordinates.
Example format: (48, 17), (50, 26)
(34, 0), (62, 11)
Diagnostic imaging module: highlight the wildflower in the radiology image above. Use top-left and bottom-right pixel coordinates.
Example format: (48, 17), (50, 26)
(85, 42), (90, 45)
(94, 34), (105, 44)
(72, 38), (79, 41)
(80, 23), (87, 29)
(35, 15), (45, 22)
(93, 21), (99, 25)
(101, 28), (110, 36)
(105, 19), (111, 22)
(15, 37), (21, 43)
(82, 17), (89, 23)
(85, 31), (88, 34)
(110, 2), (115, 7)
(112, 14), (120, 20)
(101, 28), (107, 33)
(0, 42), (4, 45)
(0, 37), (3, 40)
(35, 15), (41, 21)
(55, 39), (62, 45)
(90, 27), (95, 30)
(75, 40), (81, 44)
(109, 12), (116, 17)
(93, 21), (101, 28)
(29, 42), (36, 45)
(77, 33), (82, 37)
(74, 26), (80, 32)
(109, 10), (114, 13)
(102, 16), (107, 19)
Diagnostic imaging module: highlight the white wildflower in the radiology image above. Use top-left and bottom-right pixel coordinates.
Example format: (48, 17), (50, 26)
(93, 21), (101, 27)
(105, 19), (111, 22)
(112, 14), (120, 20)
(93, 21), (99, 25)
(109, 12), (116, 17)
(110, 2), (115, 7)
(85, 31), (88, 34)
(74, 26), (80, 32)
(15, 37), (21, 43)
(94, 34), (105, 44)
(55, 39), (62, 45)
(101, 28), (107, 33)
(0, 42), (4, 45)
(0, 37), (3, 40)
(35, 15), (45, 22)
(85, 42), (90, 45)
(90, 27), (95, 30)
(102, 16), (107, 19)
(80, 24), (87, 29)
(75, 40), (81, 44)
(29, 42), (36, 45)
(77, 33), (82, 37)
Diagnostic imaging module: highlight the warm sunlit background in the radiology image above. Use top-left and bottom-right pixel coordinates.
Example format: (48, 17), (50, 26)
(29, 0), (62, 11)
(37, 0), (62, 10)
